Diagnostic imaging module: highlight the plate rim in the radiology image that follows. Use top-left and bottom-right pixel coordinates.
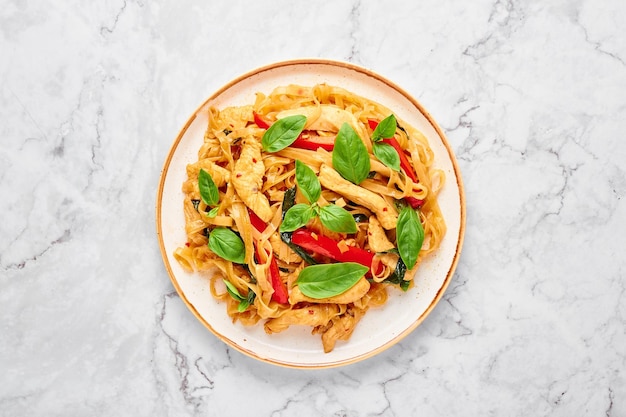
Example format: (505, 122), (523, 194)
(156, 58), (466, 369)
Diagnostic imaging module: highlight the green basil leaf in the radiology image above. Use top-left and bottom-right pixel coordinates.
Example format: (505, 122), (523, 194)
(373, 141), (401, 171)
(382, 256), (409, 291)
(296, 262), (369, 299)
(224, 280), (255, 312)
(224, 279), (245, 302)
(319, 204), (357, 233)
(281, 186), (298, 220)
(261, 115), (307, 153)
(295, 160), (321, 203)
(208, 227), (246, 264)
(206, 206), (219, 218)
(371, 114), (397, 142)
(198, 168), (219, 206)
(332, 123), (370, 184)
(280, 187), (318, 265)
(279, 204), (315, 232)
(238, 299), (250, 312)
(396, 207), (424, 269)
(246, 288), (256, 305)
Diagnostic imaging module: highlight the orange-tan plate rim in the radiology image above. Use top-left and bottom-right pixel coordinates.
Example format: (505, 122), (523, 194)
(156, 58), (466, 369)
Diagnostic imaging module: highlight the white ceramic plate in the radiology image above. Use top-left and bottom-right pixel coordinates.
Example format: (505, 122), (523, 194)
(156, 59), (465, 368)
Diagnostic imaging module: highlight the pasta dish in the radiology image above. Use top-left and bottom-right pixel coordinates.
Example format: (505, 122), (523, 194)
(174, 84), (446, 352)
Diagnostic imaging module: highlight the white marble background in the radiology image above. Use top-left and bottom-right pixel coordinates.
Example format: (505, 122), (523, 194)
(1, 0), (625, 415)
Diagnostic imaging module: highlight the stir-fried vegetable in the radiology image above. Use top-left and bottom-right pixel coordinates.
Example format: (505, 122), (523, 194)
(248, 209), (289, 304)
(176, 84), (446, 354)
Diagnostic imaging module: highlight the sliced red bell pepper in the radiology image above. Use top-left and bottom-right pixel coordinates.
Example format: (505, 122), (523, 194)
(382, 138), (424, 208)
(253, 243), (289, 304)
(368, 119), (423, 208)
(248, 208), (268, 233)
(382, 137), (418, 183)
(248, 209), (289, 304)
(291, 132), (335, 151)
(291, 229), (342, 259)
(291, 229), (383, 275)
(404, 196), (424, 209)
(253, 112), (271, 129)
(368, 118), (418, 183)
(267, 250), (288, 303)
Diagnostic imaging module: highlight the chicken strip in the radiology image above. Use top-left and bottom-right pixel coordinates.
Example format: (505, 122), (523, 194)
(318, 164), (398, 229)
(218, 105), (254, 130)
(321, 307), (366, 353)
(185, 159), (231, 187)
(182, 159), (231, 200)
(232, 138), (273, 222)
(367, 216), (395, 252)
(269, 232), (302, 264)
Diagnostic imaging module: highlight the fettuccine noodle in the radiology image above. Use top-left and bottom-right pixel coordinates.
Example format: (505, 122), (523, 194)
(174, 84), (446, 352)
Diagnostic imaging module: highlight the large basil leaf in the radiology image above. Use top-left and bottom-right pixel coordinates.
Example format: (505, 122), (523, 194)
(279, 203), (315, 232)
(332, 123), (370, 184)
(319, 204), (357, 233)
(372, 141), (400, 171)
(371, 114), (397, 142)
(261, 115), (307, 153)
(208, 227), (246, 264)
(198, 168), (219, 206)
(396, 207), (424, 269)
(296, 262), (369, 299)
(295, 160), (321, 204)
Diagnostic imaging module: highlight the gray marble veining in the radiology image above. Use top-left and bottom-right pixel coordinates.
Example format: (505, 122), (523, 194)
(1, 0), (625, 415)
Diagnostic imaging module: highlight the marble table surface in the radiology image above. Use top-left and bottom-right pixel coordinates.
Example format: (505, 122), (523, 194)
(2, 0), (625, 415)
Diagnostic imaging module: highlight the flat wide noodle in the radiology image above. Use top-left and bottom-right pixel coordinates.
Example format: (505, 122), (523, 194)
(175, 84), (446, 352)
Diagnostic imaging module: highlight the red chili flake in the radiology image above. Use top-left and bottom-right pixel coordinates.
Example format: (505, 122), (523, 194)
(252, 158), (257, 163)
(185, 242), (190, 247)
(236, 173), (242, 178)
(383, 207), (388, 212)
(308, 309), (315, 315)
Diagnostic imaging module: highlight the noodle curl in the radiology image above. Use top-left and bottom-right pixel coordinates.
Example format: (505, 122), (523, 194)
(175, 84), (446, 352)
